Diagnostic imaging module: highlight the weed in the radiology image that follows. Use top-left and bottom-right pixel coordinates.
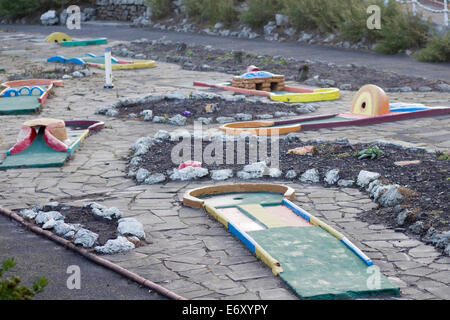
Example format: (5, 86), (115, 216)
(0, 258), (47, 300)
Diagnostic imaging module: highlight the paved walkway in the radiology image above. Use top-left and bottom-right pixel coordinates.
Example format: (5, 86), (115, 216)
(0, 32), (449, 299)
(2, 23), (450, 82)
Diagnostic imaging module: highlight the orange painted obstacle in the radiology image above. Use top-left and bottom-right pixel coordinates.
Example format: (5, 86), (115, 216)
(220, 84), (450, 135)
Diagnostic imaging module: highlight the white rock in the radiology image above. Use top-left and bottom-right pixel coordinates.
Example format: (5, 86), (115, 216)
(141, 109), (153, 121)
(235, 113), (252, 121)
(269, 168), (282, 178)
(285, 170), (297, 179)
(19, 209), (38, 220)
(118, 218), (146, 239)
(154, 130), (171, 141)
(35, 211), (64, 225)
(135, 168), (150, 183)
(144, 173), (166, 185)
(357, 170), (381, 187)
(168, 114), (187, 126)
(300, 169), (320, 183)
(83, 202), (107, 211)
(324, 169), (339, 185)
(40, 10), (59, 25)
(94, 236), (135, 254)
(211, 169), (233, 180)
(72, 71), (83, 78)
(378, 186), (404, 207)
(74, 228), (99, 248)
(170, 166), (209, 181)
(216, 117), (235, 124)
(42, 219), (57, 230)
(53, 221), (75, 236)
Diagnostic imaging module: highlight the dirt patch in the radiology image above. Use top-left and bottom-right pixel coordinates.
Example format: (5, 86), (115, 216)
(16, 204), (118, 246)
(116, 97), (309, 122)
(131, 139), (449, 234)
(114, 41), (447, 91)
(6, 64), (87, 81)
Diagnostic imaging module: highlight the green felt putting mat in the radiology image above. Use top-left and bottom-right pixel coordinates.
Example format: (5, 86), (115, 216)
(0, 130), (85, 169)
(200, 192), (284, 208)
(61, 38), (107, 46)
(248, 226), (400, 299)
(0, 96), (41, 115)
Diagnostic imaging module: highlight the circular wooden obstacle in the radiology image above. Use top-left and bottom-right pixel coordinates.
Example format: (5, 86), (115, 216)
(350, 84), (389, 116)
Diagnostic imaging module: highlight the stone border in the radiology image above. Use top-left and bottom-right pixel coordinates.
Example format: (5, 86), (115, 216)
(95, 90), (316, 125)
(16, 201), (147, 255)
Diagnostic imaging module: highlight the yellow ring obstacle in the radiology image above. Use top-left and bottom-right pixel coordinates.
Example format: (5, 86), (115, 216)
(45, 32), (72, 43)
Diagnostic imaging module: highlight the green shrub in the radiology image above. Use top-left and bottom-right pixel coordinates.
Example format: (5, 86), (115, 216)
(145, 0), (173, 20)
(375, 8), (429, 54)
(283, 0), (366, 33)
(240, 0), (284, 28)
(0, 0), (68, 20)
(185, 0), (238, 26)
(413, 32), (450, 62)
(0, 258), (47, 300)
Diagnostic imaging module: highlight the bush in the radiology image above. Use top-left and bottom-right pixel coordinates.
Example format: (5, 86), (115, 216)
(0, 258), (47, 300)
(240, 0), (284, 28)
(185, 0), (238, 26)
(375, 7), (429, 54)
(413, 32), (450, 62)
(145, 0), (173, 20)
(0, 0), (68, 20)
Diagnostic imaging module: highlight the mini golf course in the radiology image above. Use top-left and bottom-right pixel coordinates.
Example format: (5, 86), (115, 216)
(0, 118), (104, 169)
(45, 32), (107, 46)
(47, 53), (156, 70)
(183, 183), (400, 300)
(0, 79), (63, 115)
(194, 70), (340, 103)
(220, 84), (450, 135)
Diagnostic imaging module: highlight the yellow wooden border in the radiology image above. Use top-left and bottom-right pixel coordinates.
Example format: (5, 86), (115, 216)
(183, 183), (296, 208)
(270, 88), (340, 103)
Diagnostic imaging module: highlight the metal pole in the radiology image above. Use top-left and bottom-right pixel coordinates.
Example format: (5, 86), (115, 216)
(104, 47), (113, 89)
(445, 0), (449, 26)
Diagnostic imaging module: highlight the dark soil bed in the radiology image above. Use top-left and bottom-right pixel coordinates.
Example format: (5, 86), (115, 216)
(117, 97), (307, 122)
(133, 139), (449, 235)
(113, 41), (446, 92)
(16, 204), (118, 246)
(7, 64), (86, 81)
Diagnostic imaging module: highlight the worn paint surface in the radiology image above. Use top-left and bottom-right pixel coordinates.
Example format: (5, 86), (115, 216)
(0, 127), (87, 169)
(248, 226), (400, 299)
(0, 96), (41, 115)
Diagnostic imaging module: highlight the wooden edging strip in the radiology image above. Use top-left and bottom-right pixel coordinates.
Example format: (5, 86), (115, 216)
(0, 205), (186, 300)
